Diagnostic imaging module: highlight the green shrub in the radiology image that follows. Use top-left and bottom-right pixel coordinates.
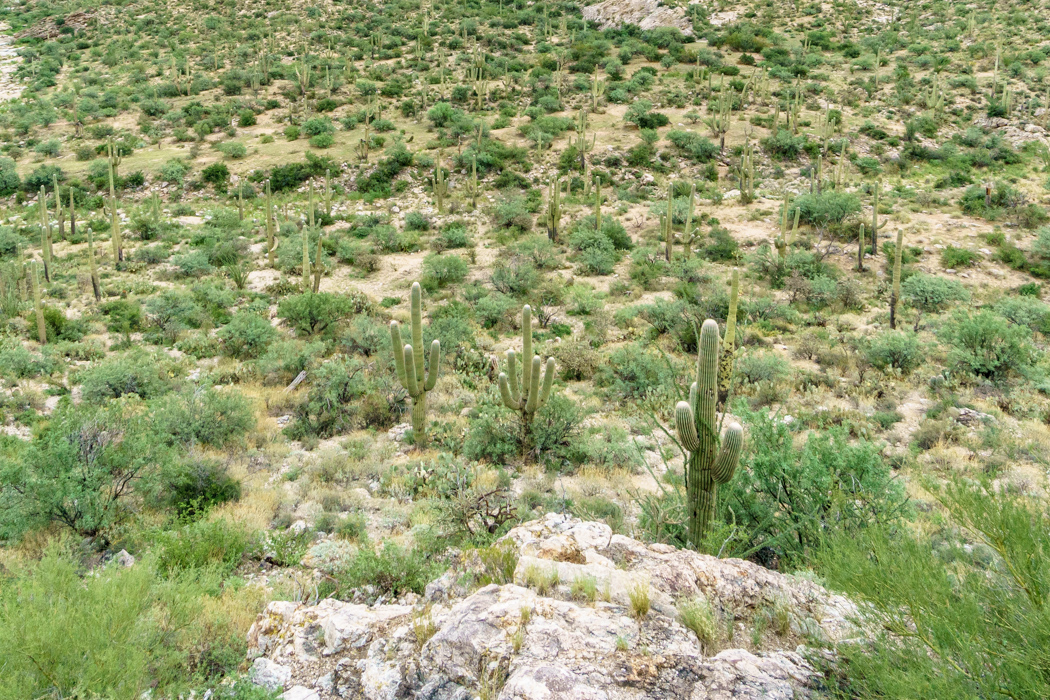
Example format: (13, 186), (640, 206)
(332, 540), (445, 602)
(78, 350), (174, 403)
(938, 311), (1034, 380)
(792, 191), (861, 230)
(940, 245), (977, 268)
(0, 403), (173, 539)
(736, 351), (790, 385)
(421, 253), (469, 291)
(277, 292), (356, 336)
(160, 458), (242, 520)
(596, 343), (677, 400)
(153, 386), (255, 447)
(286, 358), (402, 438)
(217, 312), (278, 359)
(665, 130), (719, 162)
(153, 518), (253, 575)
(864, 331), (922, 374)
(901, 273), (968, 322)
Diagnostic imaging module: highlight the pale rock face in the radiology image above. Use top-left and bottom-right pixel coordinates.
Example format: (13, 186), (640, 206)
(245, 515), (862, 699)
(250, 657), (292, 691)
(580, 0), (694, 35)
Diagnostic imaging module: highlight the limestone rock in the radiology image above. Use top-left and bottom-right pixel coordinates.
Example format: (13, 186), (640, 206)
(581, 0), (693, 35)
(245, 515), (862, 699)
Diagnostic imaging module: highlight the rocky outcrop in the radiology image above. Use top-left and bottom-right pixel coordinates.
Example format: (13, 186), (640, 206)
(246, 514), (861, 699)
(14, 11), (97, 40)
(581, 0), (693, 35)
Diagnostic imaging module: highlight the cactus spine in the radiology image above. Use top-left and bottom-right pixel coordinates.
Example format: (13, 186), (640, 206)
(717, 269), (739, 408)
(674, 319), (743, 548)
(390, 282), (441, 448)
(31, 262), (46, 344)
(498, 305), (556, 460)
(545, 177), (562, 243)
(890, 229), (903, 330)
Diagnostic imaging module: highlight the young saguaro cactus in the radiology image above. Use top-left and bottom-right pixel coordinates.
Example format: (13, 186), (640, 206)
(391, 282), (442, 448)
(498, 304), (555, 460)
(675, 319), (744, 548)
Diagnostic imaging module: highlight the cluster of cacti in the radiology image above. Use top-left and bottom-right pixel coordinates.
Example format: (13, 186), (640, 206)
(890, 229), (904, 329)
(707, 81), (733, 152)
(498, 305), (556, 460)
(545, 177), (562, 243)
(432, 154), (448, 214)
(466, 156), (480, 211)
(390, 282), (442, 448)
(675, 319), (744, 548)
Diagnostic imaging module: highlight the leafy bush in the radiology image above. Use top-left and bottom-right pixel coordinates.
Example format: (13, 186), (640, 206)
(153, 386), (255, 447)
(78, 350), (174, 403)
(596, 343), (677, 400)
(0, 403), (172, 539)
(421, 253), (469, 291)
(938, 310), (1034, 380)
(792, 191), (861, 229)
(217, 312), (278, 359)
(331, 540), (445, 602)
(665, 130), (719, 162)
(160, 458), (242, 520)
(153, 517), (253, 575)
(286, 359), (402, 438)
(864, 331), (922, 374)
(277, 292), (356, 336)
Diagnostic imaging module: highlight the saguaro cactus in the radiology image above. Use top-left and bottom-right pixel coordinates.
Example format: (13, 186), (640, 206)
(717, 270), (739, 408)
(662, 182), (674, 262)
(498, 305), (556, 460)
(390, 282), (442, 448)
(545, 177), (562, 242)
(890, 229), (904, 329)
(31, 262), (46, 345)
(674, 319), (744, 548)
(871, 179), (887, 258)
(432, 155), (448, 214)
(265, 181), (278, 268)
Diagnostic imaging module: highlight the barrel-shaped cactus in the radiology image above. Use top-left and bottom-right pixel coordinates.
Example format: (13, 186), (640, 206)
(675, 319), (744, 548)
(497, 305), (555, 459)
(391, 282), (442, 448)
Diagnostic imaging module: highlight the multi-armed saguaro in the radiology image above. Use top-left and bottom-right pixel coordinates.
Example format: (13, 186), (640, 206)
(390, 282), (441, 448)
(674, 319), (744, 548)
(498, 304), (555, 459)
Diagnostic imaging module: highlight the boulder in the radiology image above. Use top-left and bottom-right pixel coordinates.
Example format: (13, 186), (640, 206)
(245, 515), (862, 699)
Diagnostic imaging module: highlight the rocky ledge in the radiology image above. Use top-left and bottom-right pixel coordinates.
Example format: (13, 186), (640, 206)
(246, 514), (861, 700)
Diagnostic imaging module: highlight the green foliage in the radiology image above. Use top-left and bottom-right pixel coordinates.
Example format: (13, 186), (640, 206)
(817, 480), (1050, 700)
(938, 310), (1034, 380)
(217, 312), (278, 359)
(78, 350), (174, 403)
(864, 331), (922, 374)
(791, 191), (861, 229)
(159, 458), (242, 520)
(596, 343), (677, 400)
(665, 131), (719, 162)
(277, 292), (356, 336)
(0, 543), (254, 699)
(421, 252), (469, 291)
(153, 386), (255, 448)
(287, 358), (401, 438)
(153, 517), (253, 575)
(331, 539), (445, 603)
(901, 273), (969, 316)
(0, 403), (173, 539)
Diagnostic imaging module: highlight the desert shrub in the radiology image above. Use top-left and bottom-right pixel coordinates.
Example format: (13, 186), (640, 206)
(255, 339), (326, 385)
(864, 331), (922, 374)
(286, 358), (402, 438)
(421, 253), (469, 291)
(0, 403), (172, 539)
(78, 350), (174, 403)
(940, 246), (978, 268)
(153, 517), (253, 575)
(0, 337), (57, 378)
(27, 306), (87, 343)
(0, 543), (259, 699)
(217, 312), (278, 359)
(331, 539), (445, 602)
(901, 273), (968, 323)
(992, 296), (1050, 333)
(938, 311), (1034, 380)
(596, 343), (677, 400)
(404, 211), (431, 231)
(721, 408), (907, 564)
(792, 191), (861, 230)
(816, 480), (1050, 700)
(665, 130), (719, 162)
(159, 458), (242, 520)
(736, 351), (790, 385)
(277, 292), (356, 336)
(153, 386), (255, 447)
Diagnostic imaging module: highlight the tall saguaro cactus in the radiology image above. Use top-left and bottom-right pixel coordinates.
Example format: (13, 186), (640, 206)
(498, 305), (556, 460)
(674, 319), (744, 548)
(717, 270), (740, 408)
(890, 229), (904, 330)
(31, 262), (46, 345)
(391, 282), (442, 448)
